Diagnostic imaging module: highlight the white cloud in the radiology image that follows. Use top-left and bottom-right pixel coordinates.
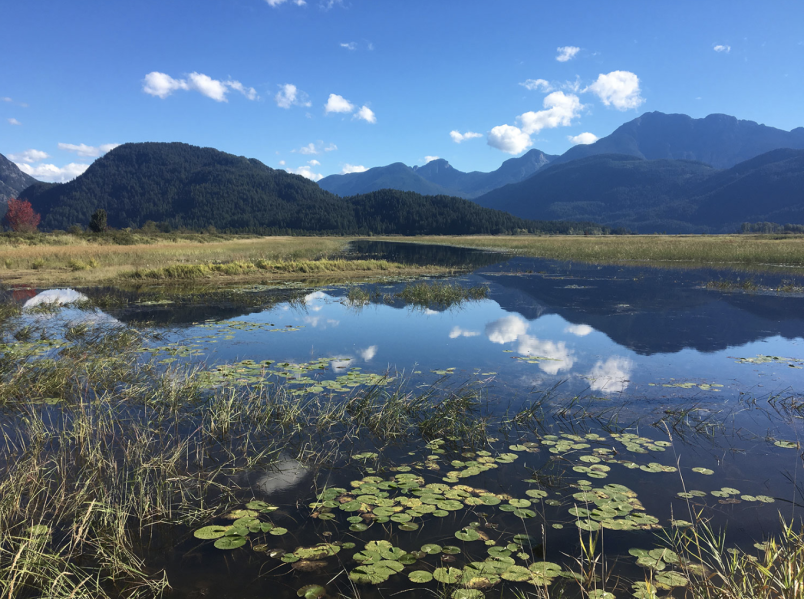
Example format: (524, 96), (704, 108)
(8, 149), (49, 163)
(424, 156), (439, 163)
(556, 46), (580, 62)
(142, 72), (186, 98)
(142, 71), (257, 102)
(266, 0), (306, 6)
(58, 142), (120, 158)
(519, 91), (583, 134)
(340, 42), (357, 50)
(8, 118), (21, 125)
(275, 83), (311, 109)
(324, 143), (337, 152)
(520, 78), (553, 92)
(359, 345), (377, 361)
(485, 315), (529, 344)
(564, 324), (594, 336)
(278, 160), (286, 166)
(341, 164), (368, 174)
(567, 132), (598, 145)
(587, 356), (633, 394)
(449, 327), (480, 339)
(287, 165), (323, 181)
(325, 93), (354, 114)
(15, 162), (90, 183)
(450, 130), (482, 143)
(355, 105), (376, 123)
(713, 44), (731, 53)
(224, 79), (259, 101)
(517, 335), (574, 375)
(308, 159), (320, 166)
(298, 143), (319, 155)
(487, 124), (532, 154)
(1, 97), (11, 102)
(585, 71), (644, 110)
(489, 91), (583, 155)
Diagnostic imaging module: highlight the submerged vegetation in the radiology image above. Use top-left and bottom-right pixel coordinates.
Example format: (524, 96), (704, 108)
(0, 282), (802, 598)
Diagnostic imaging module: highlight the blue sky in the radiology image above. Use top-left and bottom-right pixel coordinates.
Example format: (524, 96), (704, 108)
(2, 0), (802, 183)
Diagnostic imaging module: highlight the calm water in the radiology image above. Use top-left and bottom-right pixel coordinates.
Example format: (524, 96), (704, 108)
(17, 242), (804, 598)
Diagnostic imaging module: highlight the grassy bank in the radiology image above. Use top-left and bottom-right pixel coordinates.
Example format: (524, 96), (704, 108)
(0, 235), (461, 285)
(379, 234), (804, 269)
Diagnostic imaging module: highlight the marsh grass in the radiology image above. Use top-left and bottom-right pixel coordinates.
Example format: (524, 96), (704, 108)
(0, 236), (352, 284)
(661, 517), (804, 599)
(378, 234), (804, 270)
(395, 281), (488, 307)
(126, 258), (418, 280)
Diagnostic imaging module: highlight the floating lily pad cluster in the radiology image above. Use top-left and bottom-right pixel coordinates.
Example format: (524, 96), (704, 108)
(569, 484), (658, 531)
(513, 355), (561, 365)
(196, 357), (392, 392)
(734, 354), (803, 368)
(629, 548), (690, 591)
(193, 501), (285, 550)
(648, 381), (724, 391)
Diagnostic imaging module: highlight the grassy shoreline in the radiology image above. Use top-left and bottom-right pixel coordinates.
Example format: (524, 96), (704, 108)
(3, 233), (804, 286)
(375, 234), (804, 270)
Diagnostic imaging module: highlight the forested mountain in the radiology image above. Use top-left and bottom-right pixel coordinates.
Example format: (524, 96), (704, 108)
(317, 163), (456, 197)
(0, 153), (37, 205)
(550, 112), (804, 169)
(19, 142), (600, 235)
(474, 149), (804, 232)
(318, 149), (555, 198)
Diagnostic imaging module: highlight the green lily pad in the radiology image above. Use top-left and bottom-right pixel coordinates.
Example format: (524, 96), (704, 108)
(297, 584), (327, 599)
(409, 570), (433, 583)
(194, 525), (229, 540)
(692, 467), (714, 475)
(214, 536), (247, 550)
(455, 528), (481, 542)
(270, 527), (288, 536)
(433, 567), (462, 584)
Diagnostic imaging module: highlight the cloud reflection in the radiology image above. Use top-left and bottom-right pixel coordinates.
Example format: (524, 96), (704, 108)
(359, 345), (378, 361)
(565, 324), (594, 337)
(587, 356), (633, 393)
(485, 315), (529, 344)
(449, 326), (480, 339)
(517, 335), (575, 374)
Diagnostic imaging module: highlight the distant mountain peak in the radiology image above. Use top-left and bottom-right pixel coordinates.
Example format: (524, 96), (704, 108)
(550, 111), (804, 169)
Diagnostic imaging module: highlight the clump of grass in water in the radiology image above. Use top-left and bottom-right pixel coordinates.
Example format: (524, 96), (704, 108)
(395, 281), (488, 307)
(126, 258), (410, 280)
(660, 517), (804, 599)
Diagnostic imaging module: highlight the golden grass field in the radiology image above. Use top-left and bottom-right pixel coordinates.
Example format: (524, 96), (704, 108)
(2, 232), (804, 286)
(378, 234), (804, 270)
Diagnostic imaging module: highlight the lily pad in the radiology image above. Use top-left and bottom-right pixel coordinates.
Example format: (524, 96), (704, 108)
(409, 570), (433, 583)
(194, 525), (229, 540)
(214, 536), (247, 550)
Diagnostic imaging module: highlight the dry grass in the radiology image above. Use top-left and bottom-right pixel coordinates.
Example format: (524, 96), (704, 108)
(0, 236), (356, 285)
(378, 234), (804, 270)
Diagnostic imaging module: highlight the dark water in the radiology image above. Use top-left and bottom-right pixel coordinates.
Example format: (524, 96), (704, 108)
(18, 241), (804, 598)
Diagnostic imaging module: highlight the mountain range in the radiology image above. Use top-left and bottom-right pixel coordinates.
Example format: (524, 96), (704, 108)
(319, 149), (556, 199)
(475, 148), (804, 233)
(16, 142), (598, 235)
(4, 110), (804, 233)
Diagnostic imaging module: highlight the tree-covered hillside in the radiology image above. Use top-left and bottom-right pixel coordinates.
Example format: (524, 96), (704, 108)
(19, 142), (601, 235)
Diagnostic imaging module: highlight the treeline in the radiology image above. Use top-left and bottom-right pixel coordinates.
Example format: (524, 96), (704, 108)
(739, 222), (804, 234)
(20, 142), (613, 236)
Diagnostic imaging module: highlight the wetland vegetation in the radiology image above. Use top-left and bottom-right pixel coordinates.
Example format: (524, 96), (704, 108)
(1, 241), (803, 599)
(378, 234), (804, 271)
